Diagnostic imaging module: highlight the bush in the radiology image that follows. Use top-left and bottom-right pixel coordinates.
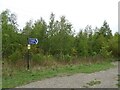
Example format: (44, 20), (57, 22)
(54, 54), (63, 61)
(100, 45), (112, 58)
(63, 54), (72, 62)
(8, 51), (22, 63)
(31, 54), (56, 66)
(54, 54), (72, 62)
(43, 55), (54, 61)
(32, 53), (44, 64)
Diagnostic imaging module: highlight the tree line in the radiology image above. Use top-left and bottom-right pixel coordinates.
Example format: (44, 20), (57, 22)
(1, 9), (120, 64)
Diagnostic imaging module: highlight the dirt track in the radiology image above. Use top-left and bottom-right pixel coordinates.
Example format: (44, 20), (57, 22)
(17, 62), (118, 88)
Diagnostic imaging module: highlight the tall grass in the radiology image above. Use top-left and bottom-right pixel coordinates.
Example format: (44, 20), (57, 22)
(2, 55), (109, 76)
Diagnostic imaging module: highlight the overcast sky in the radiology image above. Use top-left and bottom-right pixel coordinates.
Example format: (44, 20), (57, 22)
(0, 0), (119, 34)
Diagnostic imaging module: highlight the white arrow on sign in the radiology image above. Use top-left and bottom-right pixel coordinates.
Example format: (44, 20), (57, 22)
(35, 39), (38, 44)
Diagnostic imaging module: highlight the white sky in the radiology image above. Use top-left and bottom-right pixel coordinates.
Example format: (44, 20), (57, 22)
(0, 0), (119, 34)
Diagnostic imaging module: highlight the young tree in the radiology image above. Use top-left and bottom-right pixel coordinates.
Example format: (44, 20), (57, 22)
(99, 20), (112, 39)
(31, 18), (48, 54)
(75, 30), (88, 57)
(1, 9), (19, 58)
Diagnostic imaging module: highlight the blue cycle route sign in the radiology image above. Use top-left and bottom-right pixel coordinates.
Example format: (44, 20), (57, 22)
(28, 38), (38, 44)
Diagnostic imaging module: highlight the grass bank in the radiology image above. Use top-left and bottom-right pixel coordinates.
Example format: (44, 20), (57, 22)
(2, 61), (114, 88)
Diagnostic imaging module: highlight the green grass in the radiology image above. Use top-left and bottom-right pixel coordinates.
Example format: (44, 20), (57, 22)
(2, 61), (114, 88)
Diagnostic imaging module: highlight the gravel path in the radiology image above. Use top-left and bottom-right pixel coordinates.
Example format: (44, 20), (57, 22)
(17, 62), (118, 88)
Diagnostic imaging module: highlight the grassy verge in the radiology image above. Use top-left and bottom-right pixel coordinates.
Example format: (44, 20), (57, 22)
(2, 61), (114, 88)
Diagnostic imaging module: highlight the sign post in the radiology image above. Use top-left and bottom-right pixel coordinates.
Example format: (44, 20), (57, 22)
(27, 38), (38, 70)
(27, 44), (30, 70)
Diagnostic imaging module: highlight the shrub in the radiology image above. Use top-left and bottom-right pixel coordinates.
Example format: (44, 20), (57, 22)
(32, 53), (44, 64)
(63, 54), (72, 62)
(8, 50), (22, 63)
(54, 54), (72, 63)
(43, 55), (55, 61)
(99, 45), (112, 58)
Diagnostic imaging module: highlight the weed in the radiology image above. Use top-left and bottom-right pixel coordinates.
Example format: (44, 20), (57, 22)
(116, 74), (120, 87)
(85, 79), (101, 87)
(83, 85), (89, 88)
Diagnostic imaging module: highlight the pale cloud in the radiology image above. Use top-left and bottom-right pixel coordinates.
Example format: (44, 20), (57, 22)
(0, 0), (119, 34)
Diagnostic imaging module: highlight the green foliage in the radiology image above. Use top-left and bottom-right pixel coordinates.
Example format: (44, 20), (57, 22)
(1, 9), (119, 64)
(47, 14), (74, 55)
(108, 32), (119, 57)
(75, 30), (89, 56)
(100, 45), (112, 58)
(63, 54), (72, 62)
(32, 54), (44, 64)
(8, 51), (22, 63)
(2, 9), (19, 58)
(44, 55), (55, 61)
(99, 20), (112, 39)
